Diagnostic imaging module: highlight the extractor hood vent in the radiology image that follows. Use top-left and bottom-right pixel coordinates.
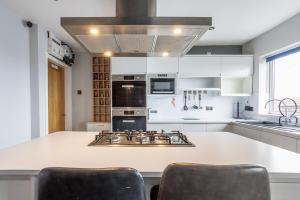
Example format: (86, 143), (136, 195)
(61, 0), (212, 57)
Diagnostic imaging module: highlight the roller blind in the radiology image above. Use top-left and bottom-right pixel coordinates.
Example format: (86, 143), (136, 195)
(266, 46), (300, 62)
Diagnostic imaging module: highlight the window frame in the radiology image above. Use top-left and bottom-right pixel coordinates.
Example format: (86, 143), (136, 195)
(267, 50), (300, 115)
(267, 61), (276, 114)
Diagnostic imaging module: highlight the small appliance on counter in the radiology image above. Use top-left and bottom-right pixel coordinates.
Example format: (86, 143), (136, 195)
(112, 75), (147, 131)
(148, 74), (177, 95)
(88, 130), (194, 147)
(233, 101), (244, 119)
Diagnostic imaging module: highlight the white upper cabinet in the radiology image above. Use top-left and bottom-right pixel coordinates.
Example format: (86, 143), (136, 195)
(221, 56), (253, 77)
(111, 57), (147, 75)
(147, 57), (179, 74)
(179, 56), (221, 77)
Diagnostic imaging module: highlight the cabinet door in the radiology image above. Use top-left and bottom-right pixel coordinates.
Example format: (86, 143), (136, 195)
(221, 56), (253, 77)
(147, 58), (179, 74)
(182, 124), (206, 132)
(260, 131), (281, 147)
(147, 123), (183, 132)
(179, 57), (221, 77)
(231, 125), (260, 141)
(279, 135), (297, 152)
(86, 123), (111, 132)
(111, 57), (147, 75)
(206, 124), (228, 132)
(258, 131), (297, 152)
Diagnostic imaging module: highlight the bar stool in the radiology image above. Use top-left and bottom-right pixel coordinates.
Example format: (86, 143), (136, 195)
(156, 163), (270, 200)
(38, 167), (146, 200)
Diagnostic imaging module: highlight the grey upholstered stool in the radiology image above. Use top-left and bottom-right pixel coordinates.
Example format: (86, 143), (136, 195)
(38, 167), (146, 200)
(156, 163), (270, 200)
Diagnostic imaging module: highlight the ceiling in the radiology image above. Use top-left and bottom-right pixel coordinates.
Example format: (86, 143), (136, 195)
(2, 0), (300, 52)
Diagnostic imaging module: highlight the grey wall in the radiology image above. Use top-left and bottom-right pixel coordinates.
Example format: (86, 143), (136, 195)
(242, 12), (300, 116)
(0, 3), (31, 149)
(188, 45), (242, 55)
(72, 53), (93, 131)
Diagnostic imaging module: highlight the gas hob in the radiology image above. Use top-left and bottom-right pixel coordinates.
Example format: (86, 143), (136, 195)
(88, 130), (195, 147)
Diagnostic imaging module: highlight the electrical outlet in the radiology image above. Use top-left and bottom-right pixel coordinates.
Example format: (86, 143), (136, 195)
(206, 106), (213, 111)
(245, 106), (253, 111)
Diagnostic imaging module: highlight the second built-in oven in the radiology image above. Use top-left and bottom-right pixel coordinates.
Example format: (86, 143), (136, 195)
(112, 109), (146, 131)
(112, 75), (146, 108)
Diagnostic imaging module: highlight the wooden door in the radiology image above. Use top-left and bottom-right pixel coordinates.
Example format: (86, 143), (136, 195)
(48, 60), (65, 133)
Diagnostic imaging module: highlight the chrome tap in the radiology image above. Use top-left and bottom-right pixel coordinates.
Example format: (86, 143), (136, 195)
(265, 98), (298, 126)
(265, 99), (287, 125)
(279, 98), (298, 126)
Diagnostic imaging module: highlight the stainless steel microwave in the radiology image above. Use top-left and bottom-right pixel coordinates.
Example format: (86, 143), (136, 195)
(148, 74), (177, 95)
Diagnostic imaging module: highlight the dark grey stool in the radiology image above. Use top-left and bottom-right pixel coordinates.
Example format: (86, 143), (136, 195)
(38, 167), (146, 200)
(156, 163), (270, 200)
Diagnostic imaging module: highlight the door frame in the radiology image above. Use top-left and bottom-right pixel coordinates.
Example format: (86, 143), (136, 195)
(45, 54), (72, 134)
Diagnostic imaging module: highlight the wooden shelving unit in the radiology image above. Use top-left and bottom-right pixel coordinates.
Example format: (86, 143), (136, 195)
(92, 57), (111, 122)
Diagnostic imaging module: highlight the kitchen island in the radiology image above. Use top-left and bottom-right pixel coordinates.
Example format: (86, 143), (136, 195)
(1, 131), (300, 200)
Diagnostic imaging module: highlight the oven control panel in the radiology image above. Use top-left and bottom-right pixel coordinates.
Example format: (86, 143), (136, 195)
(112, 108), (147, 116)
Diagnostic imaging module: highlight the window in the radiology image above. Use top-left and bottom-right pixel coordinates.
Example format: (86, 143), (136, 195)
(267, 47), (300, 114)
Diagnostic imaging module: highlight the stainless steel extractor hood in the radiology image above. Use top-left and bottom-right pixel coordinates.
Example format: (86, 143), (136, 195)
(61, 0), (212, 57)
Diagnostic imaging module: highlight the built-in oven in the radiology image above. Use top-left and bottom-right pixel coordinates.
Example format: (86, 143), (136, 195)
(112, 109), (146, 131)
(148, 74), (177, 95)
(112, 75), (146, 108)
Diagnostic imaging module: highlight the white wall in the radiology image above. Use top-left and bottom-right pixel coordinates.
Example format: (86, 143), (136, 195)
(29, 24), (49, 138)
(148, 94), (242, 121)
(72, 53), (93, 131)
(0, 3), (31, 149)
(242, 12), (300, 118)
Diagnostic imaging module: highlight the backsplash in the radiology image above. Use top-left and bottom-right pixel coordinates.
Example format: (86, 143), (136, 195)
(147, 93), (243, 121)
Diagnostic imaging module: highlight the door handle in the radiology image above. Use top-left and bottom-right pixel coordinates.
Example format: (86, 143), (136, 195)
(122, 85), (134, 88)
(122, 120), (135, 123)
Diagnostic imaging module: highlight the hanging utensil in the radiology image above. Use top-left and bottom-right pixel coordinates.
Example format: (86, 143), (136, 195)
(198, 90), (203, 109)
(193, 91), (199, 109)
(187, 90), (192, 107)
(183, 91), (188, 111)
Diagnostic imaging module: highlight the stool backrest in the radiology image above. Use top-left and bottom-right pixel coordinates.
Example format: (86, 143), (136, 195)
(38, 167), (146, 200)
(158, 163), (270, 200)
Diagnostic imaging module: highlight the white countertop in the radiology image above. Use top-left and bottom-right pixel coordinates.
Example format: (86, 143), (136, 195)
(1, 132), (300, 179)
(233, 122), (300, 139)
(148, 118), (259, 124)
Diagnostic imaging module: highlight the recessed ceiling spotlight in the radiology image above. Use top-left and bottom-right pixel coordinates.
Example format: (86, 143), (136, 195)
(90, 28), (99, 35)
(104, 51), (112, 57)
(209, 26), (215, 31)
(173, 28), (182, 35)
(162, 52), (169, 57)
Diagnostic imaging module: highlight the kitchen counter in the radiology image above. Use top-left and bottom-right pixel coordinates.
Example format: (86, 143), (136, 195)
(0, 131), (300, 178)
(233, 122), (300, 139)
(148, 118), (259, 124)
(1, 131), (300, 200)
